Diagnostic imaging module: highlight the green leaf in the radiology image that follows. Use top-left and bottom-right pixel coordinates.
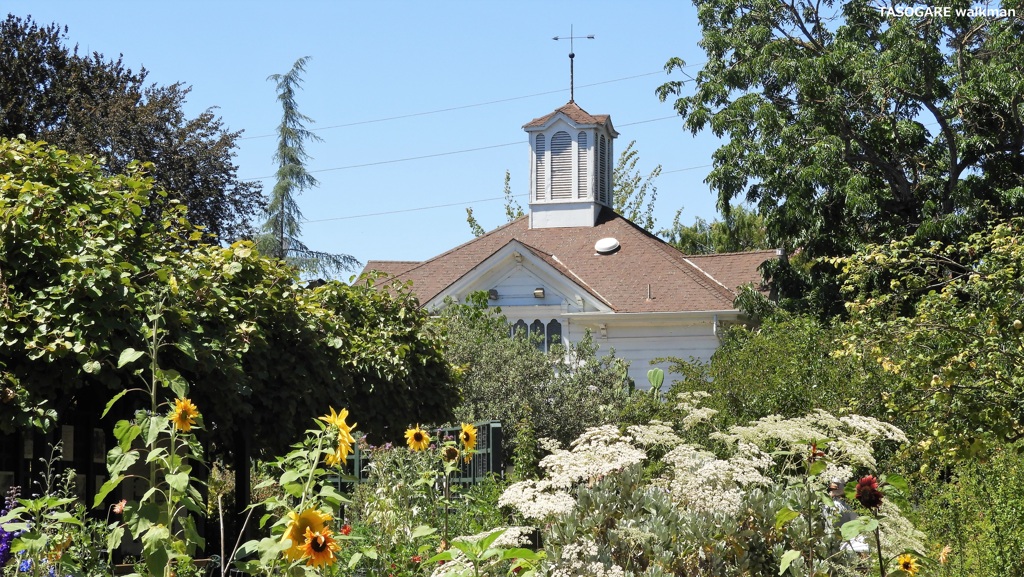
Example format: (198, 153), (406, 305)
(348, 551), (363, 569)
(103, 389), (129, 418)
(884, 473), (909, 495)
(775, 507), (801, 530)
(779, 549), (801, 575)
(166, 472), (190, 492)
(44, 510), (83, 526)
(808, 460), (827, 476)
(411, 524), (436, 539)
(106, 525), (125, 553)
(840, 517), (878, 541)
(93, 475), (125, 508)
(117, 348), (145, 368)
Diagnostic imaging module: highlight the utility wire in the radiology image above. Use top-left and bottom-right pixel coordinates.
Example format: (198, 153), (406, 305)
(240, 69), (682, 140)
(243, 116), (682, 181)
(303, 162), (714, 224)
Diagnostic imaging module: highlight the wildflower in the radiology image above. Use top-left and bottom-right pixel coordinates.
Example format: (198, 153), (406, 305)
(405, 425), (430, 451)
(411, 555), (422, 563)
(896, 553), (919, 575)
(281, 509), (332, 561)
(938, 544), (952, 564)
(169, 397), (199, 432)
(113, 499), (127, 515)
(340, 524), (352, 536)
(855, 475), (884, 510)
(442, 445), (460, 463)
(300, 526), (340, 567)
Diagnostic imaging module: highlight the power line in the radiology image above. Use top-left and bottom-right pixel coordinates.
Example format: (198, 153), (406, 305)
(302, 161), (715, 225)
(243, 115), (682, 181)
(241, 69), (677, 140)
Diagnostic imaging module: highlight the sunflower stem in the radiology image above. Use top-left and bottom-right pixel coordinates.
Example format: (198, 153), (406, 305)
(874, 521), (886, 577)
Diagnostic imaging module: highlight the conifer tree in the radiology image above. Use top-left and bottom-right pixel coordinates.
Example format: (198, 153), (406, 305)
(258, 56), (359, 276)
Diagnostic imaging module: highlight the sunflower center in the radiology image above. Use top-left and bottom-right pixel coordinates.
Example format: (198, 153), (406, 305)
(310, 534), (327, 552)
(414, 432), (424, 442)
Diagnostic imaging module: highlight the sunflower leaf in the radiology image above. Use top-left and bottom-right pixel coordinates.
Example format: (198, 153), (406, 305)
(779, 549), (801, 575)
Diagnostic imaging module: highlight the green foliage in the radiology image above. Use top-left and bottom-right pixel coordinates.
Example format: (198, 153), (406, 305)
(658, 0), (1024, 311)
(612, 140), (661, 232)
(438, 295), (630, 455)
(0, 137), (456, 457)
(257, 56), (358, 277)
(661, 313), (895, 430)
(660, 204), (769, 255)
(913, 443), (1024, 577)
(839, 218), (1024, 456)
(0, 14), (262, 242)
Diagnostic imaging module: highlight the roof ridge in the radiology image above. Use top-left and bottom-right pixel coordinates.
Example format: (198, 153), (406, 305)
(682, 248), (780, 258)
(384, 216), (529, 282)
(682, 257), (736, 296)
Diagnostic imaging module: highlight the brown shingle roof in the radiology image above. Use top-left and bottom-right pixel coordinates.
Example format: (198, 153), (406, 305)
(523, 101), (612, 130)
(683, 250), (778, 294)
(360, 209), (776, 313)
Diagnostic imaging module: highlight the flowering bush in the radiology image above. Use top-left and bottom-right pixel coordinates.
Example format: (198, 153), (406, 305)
(499, 394), (926, 576)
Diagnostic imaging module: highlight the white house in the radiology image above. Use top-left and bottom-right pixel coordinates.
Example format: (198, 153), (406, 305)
(362, 100), (776, 386)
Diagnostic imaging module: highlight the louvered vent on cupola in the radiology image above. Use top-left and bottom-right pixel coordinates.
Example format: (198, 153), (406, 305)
(550, 131), (572, 199)
(577, 131), (588, 199)
(534, 134), (546, 201)
(598, 135), (609, 205)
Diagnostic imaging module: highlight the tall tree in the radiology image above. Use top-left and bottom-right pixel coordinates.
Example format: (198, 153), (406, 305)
(657, 0), (1024, 277)
(0, 14), (262, 242)
(613, 140), (662, 232)
(257, 57), (359, 276)
(660, 204), (769, 254)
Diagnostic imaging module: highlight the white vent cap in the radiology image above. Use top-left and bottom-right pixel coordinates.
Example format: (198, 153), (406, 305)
(594, 237), (620, 254)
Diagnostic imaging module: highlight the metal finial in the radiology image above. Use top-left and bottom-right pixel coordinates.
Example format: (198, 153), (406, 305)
(553, 25), (595, 102)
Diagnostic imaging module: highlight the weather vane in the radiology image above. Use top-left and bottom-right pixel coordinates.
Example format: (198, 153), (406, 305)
(552, 25), (594, 103)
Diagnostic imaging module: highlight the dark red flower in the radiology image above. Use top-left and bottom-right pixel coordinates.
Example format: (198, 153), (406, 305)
(855, 475), (884, 510)
(411, 555), (422, 563)
(340, 524), (352, 536)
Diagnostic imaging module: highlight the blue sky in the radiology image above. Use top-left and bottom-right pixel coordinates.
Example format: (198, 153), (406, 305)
(7, 1), (725, 273)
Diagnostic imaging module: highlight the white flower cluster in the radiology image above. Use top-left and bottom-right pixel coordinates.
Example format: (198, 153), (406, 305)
(675, 391), (719, 429)
(877, 500), (927, 556)
(500, 425), (645, 521)
(661, 442), (772, 516)
(626, 420), (683, 448)
(712, 409), (908, 474)
(549, 539), (627, 577)
(457, 526), (534, 548)
(541, 425), (646, 488)
(498, 479), (577, 521)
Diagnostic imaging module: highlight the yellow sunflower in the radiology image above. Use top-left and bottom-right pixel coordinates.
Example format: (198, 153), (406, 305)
(281, 508), (332, 561)
(405, 425), (431, 451)
(442, 445), (460, 463)
(169, 397), (199, 432)
(320, 407), (357, 467)
(896, 553), (920, 576)
(300, 526), (340, 567)
(459, 423), (478, 450)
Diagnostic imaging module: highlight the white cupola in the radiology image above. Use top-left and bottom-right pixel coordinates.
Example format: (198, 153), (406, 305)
(522, 101), (618, 229)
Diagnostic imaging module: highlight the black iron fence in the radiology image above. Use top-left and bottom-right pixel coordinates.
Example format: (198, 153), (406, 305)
(335, 420), (504, 487)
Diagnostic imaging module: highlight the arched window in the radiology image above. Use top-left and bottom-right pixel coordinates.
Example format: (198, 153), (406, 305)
(534, 134), (546, 201)
(546, 319), (562, 350)
(530, 320), (545, 351)
(577, 131), (588, 199)
(598, 135), (608, 205)
(511, 320), (528, 338)
(550, 131), (572, 200)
